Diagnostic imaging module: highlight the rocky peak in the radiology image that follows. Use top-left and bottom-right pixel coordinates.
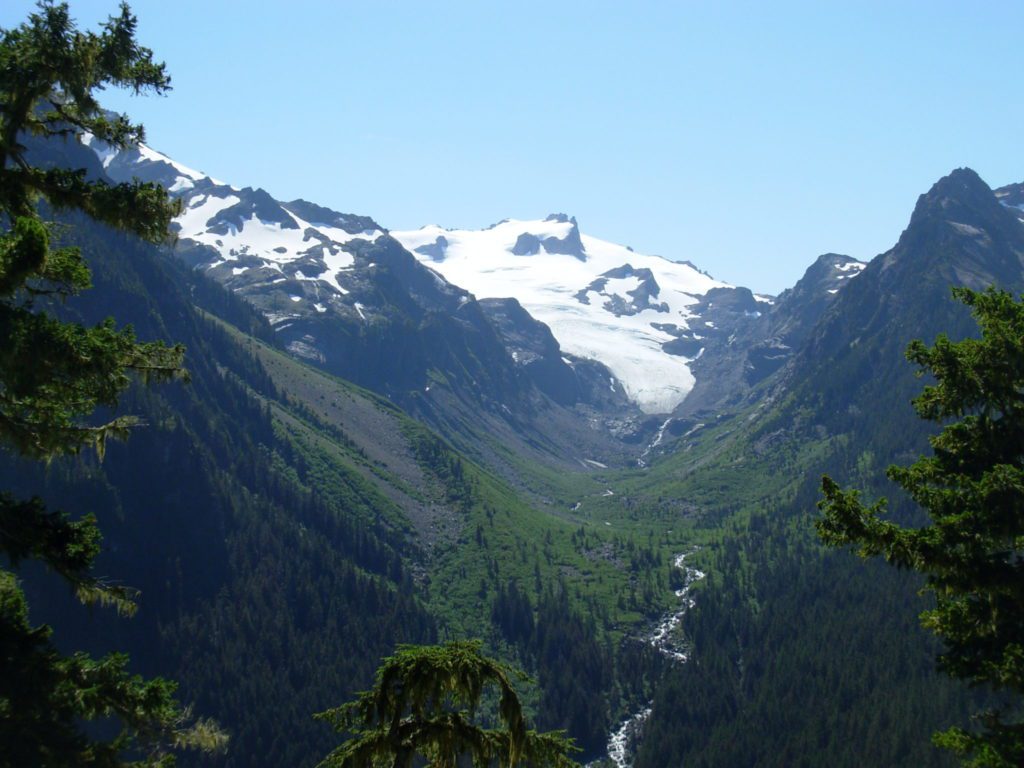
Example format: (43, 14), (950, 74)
(779, 253), (864, 306)
(413, 235), (450, 261)
(478, 297), (636, 413)
(282, 199), (380, 234)
(541, 214), (585, 259)
(508, 214), (585, 260)
(479, 298), (559, 356)
(905, 167), (1004, 235)
(574, 264), (668, 317)
(207, 187), (299, 233)
(994, 181), (1024, 212)
(886, 167), (1024, 290)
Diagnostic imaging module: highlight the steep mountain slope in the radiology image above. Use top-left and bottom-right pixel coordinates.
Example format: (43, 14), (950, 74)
(629, 167), (1024, 767)
(82, 132), (884, 461)
(676, 253), (866, 419)
(393, 217), (770, 414)
(779, 167), (1024, 454)
(995, 180), (1024, 211)
(83, 135), (644, 474)
(15, 132), (705, 767)
(6, 213), (435, 767)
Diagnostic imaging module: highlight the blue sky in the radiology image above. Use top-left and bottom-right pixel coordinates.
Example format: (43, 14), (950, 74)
(4, 1), (1022, 294)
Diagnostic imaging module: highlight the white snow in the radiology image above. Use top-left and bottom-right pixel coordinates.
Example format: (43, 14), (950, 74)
(175, 193), (241, 237)
(81, 133), (230, 189)
(266, 313), (298, 325)
(318, 248), (355, 294)
(836, 260), (866, 272)
(173, 192), (379, 297)
(168, 177), (195, 193)
(82, 132), (384, 301)
(136, 142), (213, 184)
(80, 132), (118, 168)
(601, 275), (643, 298)
(394, 218), (731, 413)
(834, 260), (866, 284)
(682, 422), (704, 438)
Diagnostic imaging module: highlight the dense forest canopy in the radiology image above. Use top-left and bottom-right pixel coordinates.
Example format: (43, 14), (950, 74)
(0, 2), (227, 765)
(819, 287), (1024, 768)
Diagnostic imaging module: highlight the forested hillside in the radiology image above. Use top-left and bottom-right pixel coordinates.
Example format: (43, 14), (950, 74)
(631, 169), (1024, 767)
(6, 189), (695, 765)
(4, 208), (433, 765)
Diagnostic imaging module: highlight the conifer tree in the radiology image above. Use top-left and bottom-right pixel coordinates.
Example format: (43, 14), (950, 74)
(316, 641), (580, 768)
(818, 286), (1024, 767)
(0, 2), (225, 764)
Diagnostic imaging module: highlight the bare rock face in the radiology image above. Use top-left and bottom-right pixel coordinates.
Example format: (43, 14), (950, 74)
(673, 253), (867, 419)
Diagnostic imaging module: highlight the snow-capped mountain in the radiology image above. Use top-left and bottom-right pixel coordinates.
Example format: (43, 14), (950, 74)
(82, 130), (771, 415)
(79, 133), (652, 469)
(676, 252), (866, 418)
(82, 132), (386, 319)
(80, 132), (868, 424)
(393, 217), (771, 413)
(995, 181), (1024, 217)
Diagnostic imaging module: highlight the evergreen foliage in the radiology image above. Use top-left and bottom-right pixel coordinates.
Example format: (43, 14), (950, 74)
(5, 210), (440, 766)
(0, 3), (224, 764)
(316, 641), (580, 768)
(634, 512), (970, 768)
(492, 583), (614, 758)
(818, 287), (1024, 767)
(631, 383), (978, 767)
(0, 0), (184, 459)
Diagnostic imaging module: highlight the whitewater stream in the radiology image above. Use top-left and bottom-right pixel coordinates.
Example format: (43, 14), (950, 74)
(637, 417), (673, 468)
(592, 551), (705, 768)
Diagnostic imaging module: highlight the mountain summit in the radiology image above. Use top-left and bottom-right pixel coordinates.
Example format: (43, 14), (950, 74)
(776, 167), (1024, 455)
(392, 217), (767, 413)
(85, 132), (735, 416)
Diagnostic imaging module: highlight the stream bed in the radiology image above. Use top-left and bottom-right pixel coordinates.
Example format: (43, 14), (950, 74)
(592, 551), (705, 768)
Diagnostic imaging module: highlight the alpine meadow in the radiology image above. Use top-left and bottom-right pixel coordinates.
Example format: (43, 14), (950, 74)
(2, 3), (1022, 768)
